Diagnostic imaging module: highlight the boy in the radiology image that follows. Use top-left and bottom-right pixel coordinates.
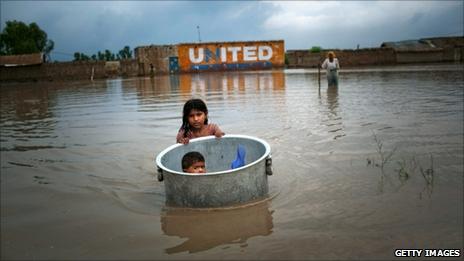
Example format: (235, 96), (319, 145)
(182, 151), (206, 174)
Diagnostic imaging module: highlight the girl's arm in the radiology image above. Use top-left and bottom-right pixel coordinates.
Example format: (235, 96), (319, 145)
(176, 130), (189, 144)
(336, 58), (340, 69)
(212, 124), (225, 138)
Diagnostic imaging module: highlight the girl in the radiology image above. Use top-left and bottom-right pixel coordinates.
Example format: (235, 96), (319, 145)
(176, 98), (225, 144)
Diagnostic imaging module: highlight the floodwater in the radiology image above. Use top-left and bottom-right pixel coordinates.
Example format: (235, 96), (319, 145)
(1, 64), (463, 260)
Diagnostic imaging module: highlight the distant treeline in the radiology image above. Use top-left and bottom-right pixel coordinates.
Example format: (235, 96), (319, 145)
(1, 19), (135, 63)
(0, 20), (54, 62)
(73, 46), (133, 61)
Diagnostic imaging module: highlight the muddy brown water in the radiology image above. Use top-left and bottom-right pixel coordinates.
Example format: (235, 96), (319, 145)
(1, 64), (463, 260)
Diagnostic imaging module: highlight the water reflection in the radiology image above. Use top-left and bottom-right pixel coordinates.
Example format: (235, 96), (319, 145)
(0, 83), (54, 121)
(0, 83), (59, 152)
(319, 86), (345, 140)
(1, 65), (463, 259)
(133, 71), (286, 99)
(178, 71), (285, 95)
(135, 76), (172, 98)
(161, 201), (274, 254)
(326, 86), (338, 117)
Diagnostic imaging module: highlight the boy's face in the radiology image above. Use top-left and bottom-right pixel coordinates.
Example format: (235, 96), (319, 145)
(188, 109), (207, 129)
(184, 161), (206, 174)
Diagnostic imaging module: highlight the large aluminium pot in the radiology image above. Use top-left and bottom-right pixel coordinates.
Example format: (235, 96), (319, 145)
(155, 135), (272, 208)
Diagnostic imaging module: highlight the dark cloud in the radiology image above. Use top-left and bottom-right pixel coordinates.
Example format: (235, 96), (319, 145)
(1, 1), (462, 61)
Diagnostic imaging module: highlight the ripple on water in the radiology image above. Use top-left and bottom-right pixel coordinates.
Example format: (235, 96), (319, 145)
(1, 65), (463, 258)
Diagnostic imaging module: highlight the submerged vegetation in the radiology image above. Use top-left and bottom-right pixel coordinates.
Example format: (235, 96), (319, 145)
(372, 131), (397, 174)
(367, 131), (436, 198)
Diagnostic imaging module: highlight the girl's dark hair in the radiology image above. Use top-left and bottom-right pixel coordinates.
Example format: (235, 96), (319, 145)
(181, 99), (208, 137)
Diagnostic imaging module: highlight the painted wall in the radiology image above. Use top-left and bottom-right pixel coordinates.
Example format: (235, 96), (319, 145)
(176, 40), (285, 73)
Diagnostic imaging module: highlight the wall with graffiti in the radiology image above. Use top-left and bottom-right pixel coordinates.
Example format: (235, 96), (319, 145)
(175, 40), (285, 73)
(133, 40), (285, 74)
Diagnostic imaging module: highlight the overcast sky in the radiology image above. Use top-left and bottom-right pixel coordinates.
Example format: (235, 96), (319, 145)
(1, 0), (463, 61)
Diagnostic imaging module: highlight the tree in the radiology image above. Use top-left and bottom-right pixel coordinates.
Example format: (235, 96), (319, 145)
(104, 49), (113, 61)
(73, 52), (91, 61)
(97, 51), (104, 61)
(310, 46), (322, 53)
(0, 20), (54, 61)
(74, 52), (81, 61)
(73, 47), (132, 62)
(118, 46), (132, 59)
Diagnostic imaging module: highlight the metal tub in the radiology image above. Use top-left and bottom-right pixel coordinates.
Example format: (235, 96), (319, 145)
(155, 135), (272, 208)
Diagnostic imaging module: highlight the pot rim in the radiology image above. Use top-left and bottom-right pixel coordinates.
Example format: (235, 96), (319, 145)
(155, 134), (271, 176)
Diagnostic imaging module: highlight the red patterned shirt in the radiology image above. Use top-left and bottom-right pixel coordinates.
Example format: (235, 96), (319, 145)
(176, 123), (224, 143)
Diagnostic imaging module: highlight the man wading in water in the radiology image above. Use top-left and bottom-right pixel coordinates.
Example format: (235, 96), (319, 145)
(321, 51), (340, 88)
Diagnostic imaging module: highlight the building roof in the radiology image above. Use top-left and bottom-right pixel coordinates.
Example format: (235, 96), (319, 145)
(0, 53), (43, 66)
(424, 36), (464, 48)
(380, 39), (438, 51)
(176, 39), (284, 46)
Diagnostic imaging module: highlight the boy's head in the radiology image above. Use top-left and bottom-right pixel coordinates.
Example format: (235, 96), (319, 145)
(182, 151), (206, 174)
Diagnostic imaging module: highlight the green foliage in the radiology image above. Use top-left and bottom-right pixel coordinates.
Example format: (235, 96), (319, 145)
(310, 46), (322, 53)
(74, 46), (133, 62)
(0, 20), (54, 61)
(118, 46), (132, 59)
(0, 20), (55, 61)
(104, 49), (113, 61)
(284, 53), (289, 65)
(73, 52), (80, 61)
(97, 51), (104, 61)
(73, 52), (91, 61)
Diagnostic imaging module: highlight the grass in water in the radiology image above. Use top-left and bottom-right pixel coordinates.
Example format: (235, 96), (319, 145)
(370, 131), (397, 175)
(419, 154), (435, 199)
(366, 132), (436, 198)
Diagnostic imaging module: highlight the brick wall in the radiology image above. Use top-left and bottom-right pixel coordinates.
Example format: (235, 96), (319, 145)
(395, 50), (443, 63)
(0, 59), (138, 82)
(287, 48), (397, 68)
(0, 53), (43, 66)
(134, 45), (178, 75)
(287, 45), (463, 68)
(176, 40), (285, 73)
(134, 41), (285, 74)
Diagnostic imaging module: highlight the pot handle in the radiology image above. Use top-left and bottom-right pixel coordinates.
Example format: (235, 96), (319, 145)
(157, 167), (164, 182)
(265, 156), (273, 176)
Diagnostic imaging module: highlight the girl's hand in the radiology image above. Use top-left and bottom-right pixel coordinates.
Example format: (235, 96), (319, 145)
(179, 137), (190, 144)
(215, 131), (225, 138)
